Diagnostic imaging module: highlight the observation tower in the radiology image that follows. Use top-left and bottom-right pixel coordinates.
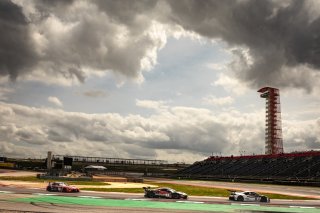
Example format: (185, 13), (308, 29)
(258, 87), (284, 155)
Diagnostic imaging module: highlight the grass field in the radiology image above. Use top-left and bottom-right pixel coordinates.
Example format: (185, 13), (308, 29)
(0, 176), (109, 186)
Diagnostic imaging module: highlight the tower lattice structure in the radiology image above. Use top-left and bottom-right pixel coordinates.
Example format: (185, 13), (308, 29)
(258, 87), (284, 155)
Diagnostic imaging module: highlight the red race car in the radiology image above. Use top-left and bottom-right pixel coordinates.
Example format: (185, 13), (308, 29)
(46, 182), (80, 193)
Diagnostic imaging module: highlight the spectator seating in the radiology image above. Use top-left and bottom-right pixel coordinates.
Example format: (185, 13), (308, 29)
(176, 151), (320, 182)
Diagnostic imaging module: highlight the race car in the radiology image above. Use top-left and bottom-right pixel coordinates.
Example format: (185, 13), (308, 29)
(143, 187), (188, 199)
(229, 191), (270, 202)
(46, 182), (80, 193)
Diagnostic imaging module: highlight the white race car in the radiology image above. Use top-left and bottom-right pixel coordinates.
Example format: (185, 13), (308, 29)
(229, 191), (270, 203)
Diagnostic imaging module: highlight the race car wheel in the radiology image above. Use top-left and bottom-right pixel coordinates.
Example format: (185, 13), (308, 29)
(145, 193), (154, 198)
(171, 194), (179, 199)
(260, 196), (268, 202)
(62, 188), (67, 192)
(237, 196), (244, 202)
(46, 187), (51, 192)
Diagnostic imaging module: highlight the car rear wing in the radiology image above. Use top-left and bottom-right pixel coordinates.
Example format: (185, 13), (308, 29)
(142, 187), (152, 192)
(227, 189), (237, 195)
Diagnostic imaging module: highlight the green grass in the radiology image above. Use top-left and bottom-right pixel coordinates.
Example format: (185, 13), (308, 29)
(0, 176), (39, 182)
(147, 182), (231, 197)
(81, 181), (312, 200)
(261, 192), (307, 200)
(0, 176), (109, 186)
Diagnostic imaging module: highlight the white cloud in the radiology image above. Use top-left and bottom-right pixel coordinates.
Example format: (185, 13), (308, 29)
(136, 99), (168, 112)
(207, 62), (227, 71)
(0, 102), (261, 162)
(48, 96), (63, 107)
(0, 87), (13, 101)
(202, 95), (234, 106)
(213, 73), (248, 95)
(0, 101), (318, 162)
(283, 119), (320, 152)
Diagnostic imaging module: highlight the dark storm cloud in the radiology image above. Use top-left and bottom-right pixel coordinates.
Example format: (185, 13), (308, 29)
(2, 0), (320, 90)
(94, 0), (158, 28)
(31, 0), (162, 83)
(0, 0), (164, 85)
(0, 0), (37, 80)
(165, 0), (320, 90)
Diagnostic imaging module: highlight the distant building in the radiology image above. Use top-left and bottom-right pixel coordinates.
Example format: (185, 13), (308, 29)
(84, 165), (107, 172)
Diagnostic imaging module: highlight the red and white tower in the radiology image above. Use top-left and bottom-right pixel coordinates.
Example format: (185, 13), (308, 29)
(258, 87), (284, 155)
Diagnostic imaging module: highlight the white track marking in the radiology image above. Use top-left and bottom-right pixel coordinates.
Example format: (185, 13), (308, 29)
(33, 193), (58, 196)
(231, 203), (260, 206)
(240, 204), (260, 206)
(289, 206), (315, 209)
(125, 198), (149, 201)
(176, 201), (204, 204)
(0, 191), (13, 194)
(78, 196), (102, 199)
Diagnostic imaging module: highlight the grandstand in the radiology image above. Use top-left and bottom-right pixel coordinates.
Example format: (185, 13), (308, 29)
(176, 87), (320, 186)
(176, 151), (320, 185)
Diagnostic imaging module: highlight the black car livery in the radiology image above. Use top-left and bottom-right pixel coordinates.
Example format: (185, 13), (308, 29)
(143, 187), (188, 199)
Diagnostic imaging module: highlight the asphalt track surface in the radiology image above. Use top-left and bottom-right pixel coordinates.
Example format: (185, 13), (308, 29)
(1, 184), (320, 213)
(146, 178), (320, 199)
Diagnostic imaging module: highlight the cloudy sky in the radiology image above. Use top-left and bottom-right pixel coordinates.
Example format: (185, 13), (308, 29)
(1, 0), (320, 163)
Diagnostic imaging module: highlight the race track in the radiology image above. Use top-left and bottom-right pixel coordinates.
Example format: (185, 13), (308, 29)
(1, 184), (320, 213)
(146, 178), (320, 199)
